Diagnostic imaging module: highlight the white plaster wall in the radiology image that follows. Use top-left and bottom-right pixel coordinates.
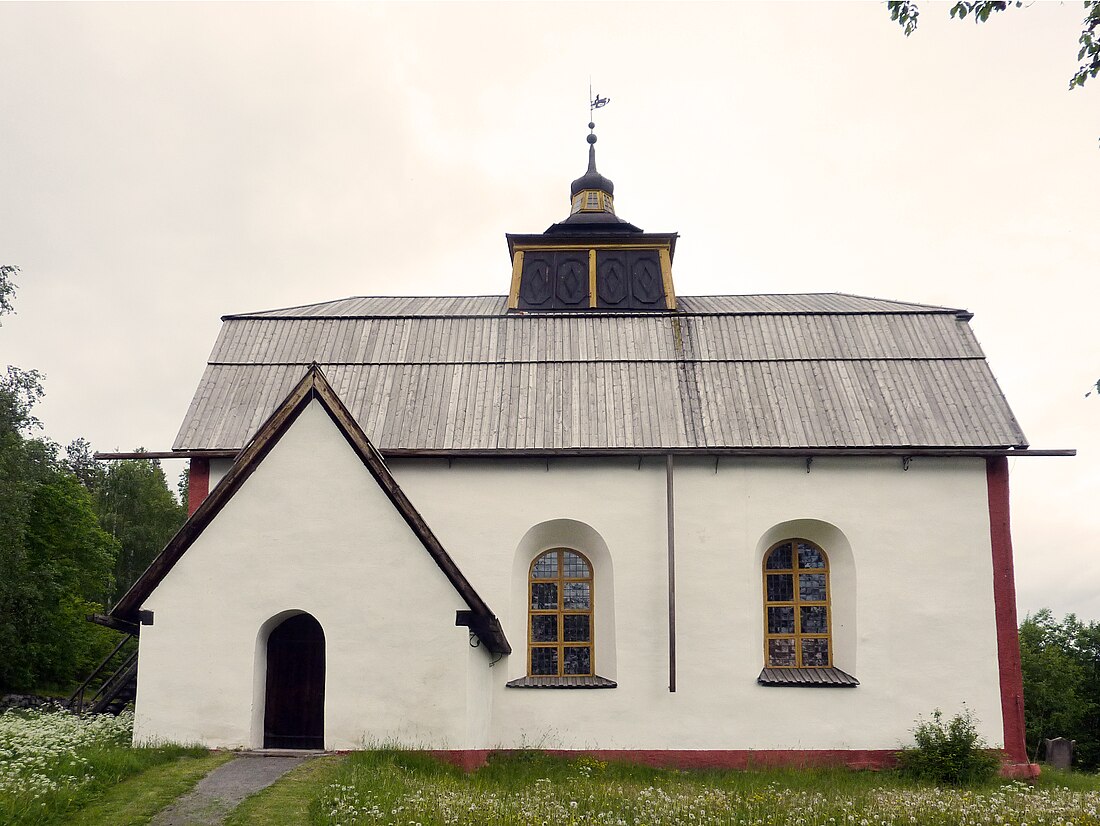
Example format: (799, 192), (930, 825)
(140, 436), (1005, 753)
(134, 401), (473, 750)
(392, 455), (1004, 751)
(208, 458), (232, 490)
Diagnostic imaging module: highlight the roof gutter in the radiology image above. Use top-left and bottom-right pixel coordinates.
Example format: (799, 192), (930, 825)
(359, 447), (1076, 459)
(113, 447), (1074, 462)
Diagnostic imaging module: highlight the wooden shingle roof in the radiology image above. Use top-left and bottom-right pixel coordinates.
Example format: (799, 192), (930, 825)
(173, 293), (1028, 454)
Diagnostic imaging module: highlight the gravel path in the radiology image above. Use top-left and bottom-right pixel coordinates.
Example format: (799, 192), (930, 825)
(150, 753), (311, 825)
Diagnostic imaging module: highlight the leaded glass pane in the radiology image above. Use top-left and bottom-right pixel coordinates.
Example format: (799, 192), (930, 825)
(800, 606), (828, 634)
(532, 553), (559, 579)
(563, 615), (590, 642)
(531, 582), (558, 610)
(768, 606), (795, 634)
(802, 638), (830, 667)
(766, 543), (793, 570)
(531, 615), (557, 642)
(563, 582), (591, 610)
(766, 574), (793, 602)
(531, 647), (558, 675)
(562, 552), (590, 579)
(767, 638), (796, 667)
(563, 646), (591, 675)
(799, 573), (827, 602)
(797, 543), (825, 569)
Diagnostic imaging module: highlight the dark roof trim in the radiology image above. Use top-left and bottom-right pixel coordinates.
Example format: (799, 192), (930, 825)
(223, 309), (965, 322)
(372, 447), (1072, 458)
(758, 667), (859, 687)
(89, 612), (139, 636)
(166, 446), (1074, 460)
(95, 451), (233, 460)
(223, 292), (964, 320)
(111, 364), (511, 655)
(506, 232), (678, 260)
(455, 610), (509, 653)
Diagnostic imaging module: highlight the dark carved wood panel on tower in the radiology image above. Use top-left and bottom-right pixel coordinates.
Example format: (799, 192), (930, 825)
(518, 248), (667, 311)
(518, 251), (589, 310)
(596, 250), (666, 310)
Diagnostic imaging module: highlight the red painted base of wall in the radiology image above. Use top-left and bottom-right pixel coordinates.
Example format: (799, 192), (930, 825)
(1001, 762), (1041, 780)
(426, 748), (1038, 778)
(429, 749), (901, 772)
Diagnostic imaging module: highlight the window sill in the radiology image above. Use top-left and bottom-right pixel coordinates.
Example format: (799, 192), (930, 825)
(506, 675), (617, 689)
(757, 667), (858, 687)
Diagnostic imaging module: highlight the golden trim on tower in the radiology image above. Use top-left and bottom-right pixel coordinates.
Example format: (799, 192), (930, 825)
(508, 250), (524, 310)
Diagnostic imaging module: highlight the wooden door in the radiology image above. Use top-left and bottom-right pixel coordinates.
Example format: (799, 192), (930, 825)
(263, 613), (325, 749)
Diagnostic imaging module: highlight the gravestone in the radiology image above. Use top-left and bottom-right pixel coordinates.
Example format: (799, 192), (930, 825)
(1043, 737), (1075, 770)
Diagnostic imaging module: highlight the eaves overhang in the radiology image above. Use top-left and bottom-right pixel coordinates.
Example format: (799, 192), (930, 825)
(506, 231), (679, 262)
(105, 446), (1074, 462)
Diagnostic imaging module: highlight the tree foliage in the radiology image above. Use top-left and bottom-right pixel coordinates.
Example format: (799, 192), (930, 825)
(85, 453), (186, 603)
(887, 1), (1100, 91)
(0, 265), (17, 322)
(0, 366), (120, 690)
(1019, 609), (1100, 768)
(16, 474), (120, 688)
(0, 268), (188, 691)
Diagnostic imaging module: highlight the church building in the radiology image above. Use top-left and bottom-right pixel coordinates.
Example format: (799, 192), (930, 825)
(103, 121), (1055, 775)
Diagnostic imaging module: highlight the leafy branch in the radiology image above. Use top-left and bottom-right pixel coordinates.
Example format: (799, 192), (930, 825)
(1071, 1), (1100, 90)
(0, 265), (18, 323)
(886, 1), (1100, 91)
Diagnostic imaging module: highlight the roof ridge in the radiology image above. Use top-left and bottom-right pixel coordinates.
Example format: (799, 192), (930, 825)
(226, 292), (962, 320)
(205, 356), (992, 367)
(830, 291), (965, 313)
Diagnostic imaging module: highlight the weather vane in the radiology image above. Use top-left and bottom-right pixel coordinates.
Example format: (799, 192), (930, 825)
(588, 81), (610, 133)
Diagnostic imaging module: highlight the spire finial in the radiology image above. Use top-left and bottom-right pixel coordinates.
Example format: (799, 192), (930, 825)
(587, 84), (610, 173)
(554, 87), (633, 229)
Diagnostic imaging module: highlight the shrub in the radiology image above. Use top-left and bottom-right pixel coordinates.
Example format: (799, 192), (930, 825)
(897, 707), (1001, 785)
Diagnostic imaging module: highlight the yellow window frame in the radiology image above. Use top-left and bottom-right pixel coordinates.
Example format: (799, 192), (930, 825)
(528, 548), (595, 677)
(762, 539), (832, 668)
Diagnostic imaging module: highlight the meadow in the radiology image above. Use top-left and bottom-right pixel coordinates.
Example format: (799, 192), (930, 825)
(287, 750), (1100, 826)
(5, 709), (1100, 825)
(0, 707), (215, 825)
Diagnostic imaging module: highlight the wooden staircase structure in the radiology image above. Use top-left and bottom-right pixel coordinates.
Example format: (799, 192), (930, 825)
(67, 633), (138, 714)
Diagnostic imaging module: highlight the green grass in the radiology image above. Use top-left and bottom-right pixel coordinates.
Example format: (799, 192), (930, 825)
(293, 750), (1100, 825)
(1037, 765), (1100, 792)
(225, 755), (346, 826)
(8, 712), (1100, 826)
(64, 750), (233, 826)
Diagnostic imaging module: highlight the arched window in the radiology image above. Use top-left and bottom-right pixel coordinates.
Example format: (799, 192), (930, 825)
(529, 549), (593, 676)
(763, 539), (831, 668)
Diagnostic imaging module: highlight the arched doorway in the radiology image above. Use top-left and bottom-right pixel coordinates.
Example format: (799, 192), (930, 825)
(263, 613), (325, 749)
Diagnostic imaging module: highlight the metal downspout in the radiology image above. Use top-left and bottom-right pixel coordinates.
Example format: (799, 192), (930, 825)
(667, 454), (677, 692)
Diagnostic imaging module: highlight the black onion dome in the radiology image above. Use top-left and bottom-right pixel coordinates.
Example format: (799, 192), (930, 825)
(544, 121), (642, 234)
(570, 137), (615, 198)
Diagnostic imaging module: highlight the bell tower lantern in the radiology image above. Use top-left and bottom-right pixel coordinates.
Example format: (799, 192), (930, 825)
(506, 120), (678, 312)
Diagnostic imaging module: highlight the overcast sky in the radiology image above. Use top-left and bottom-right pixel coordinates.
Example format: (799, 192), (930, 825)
(1, 2), (1097, 620)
